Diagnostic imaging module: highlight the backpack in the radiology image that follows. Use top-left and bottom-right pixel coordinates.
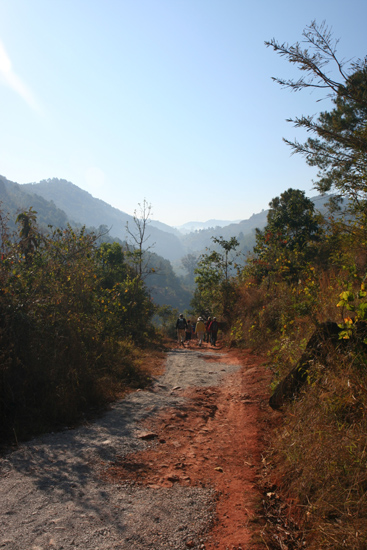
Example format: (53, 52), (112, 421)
(211, 321), (218, 331)
(177, 318), (186, 329)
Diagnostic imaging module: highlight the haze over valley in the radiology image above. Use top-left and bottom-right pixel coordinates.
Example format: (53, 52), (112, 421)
(0, 173), (327, 265)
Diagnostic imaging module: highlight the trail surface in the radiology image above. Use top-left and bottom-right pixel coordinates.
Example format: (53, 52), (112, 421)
(0, 345), (272, 549)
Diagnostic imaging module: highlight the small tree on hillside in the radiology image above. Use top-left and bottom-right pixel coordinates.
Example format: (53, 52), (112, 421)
(193, 236), (240, 319)
(16, 208), (41, 262)
(126, 199), (156, 280)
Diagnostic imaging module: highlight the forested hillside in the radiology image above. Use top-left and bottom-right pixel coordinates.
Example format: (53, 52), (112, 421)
(22, 179), (186, 261)
(0, 175), (69, 230)
(0, 176), (191, 312)
(9, 174), (337, 272)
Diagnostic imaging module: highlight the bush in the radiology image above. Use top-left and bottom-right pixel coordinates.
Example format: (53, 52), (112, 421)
(0, 210), (157, 442)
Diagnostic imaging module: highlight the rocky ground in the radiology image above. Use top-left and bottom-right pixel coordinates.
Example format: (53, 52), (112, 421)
(0, 343), (276, 549)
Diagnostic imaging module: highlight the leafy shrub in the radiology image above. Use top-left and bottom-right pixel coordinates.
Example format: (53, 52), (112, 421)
(0, 209), (157, 442)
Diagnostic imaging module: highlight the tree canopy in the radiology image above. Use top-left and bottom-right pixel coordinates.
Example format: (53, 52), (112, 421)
(252, 188), (323, 282)
(266, 188), (321, 250)
(193, 236), (240, 319)
(266, 21), (367, 216)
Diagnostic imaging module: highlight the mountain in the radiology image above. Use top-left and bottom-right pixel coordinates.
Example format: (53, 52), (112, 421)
(0, 175), (192, 311)
(150, 219), (181, 237)
(21, 179), (186, 262)
(175, 219), (242, 234)
(180, 209), (269, 255)
(179, 194), (333, 258)
(0, 175), (69, 230)
(3, 174), (333, 266)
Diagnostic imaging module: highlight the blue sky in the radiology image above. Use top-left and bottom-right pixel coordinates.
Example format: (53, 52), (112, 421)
(0, 1), (366, 226)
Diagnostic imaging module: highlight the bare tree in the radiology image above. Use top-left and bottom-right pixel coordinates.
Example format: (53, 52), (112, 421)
(126, 199), (156, 280)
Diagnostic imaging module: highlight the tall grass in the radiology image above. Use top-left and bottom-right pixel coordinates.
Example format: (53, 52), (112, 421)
(276, 349), (367, 549)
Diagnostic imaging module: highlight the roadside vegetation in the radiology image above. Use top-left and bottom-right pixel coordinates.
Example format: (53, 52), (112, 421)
(0, 206), (162, 443)
(200, 21), (367, 550)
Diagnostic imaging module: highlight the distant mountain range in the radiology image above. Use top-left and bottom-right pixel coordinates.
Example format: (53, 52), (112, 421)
(0, 174), (331, 264)
(175, 219), (242, 234)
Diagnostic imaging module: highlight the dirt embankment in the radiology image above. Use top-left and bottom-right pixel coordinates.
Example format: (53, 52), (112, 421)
(0, 343), (276, 549)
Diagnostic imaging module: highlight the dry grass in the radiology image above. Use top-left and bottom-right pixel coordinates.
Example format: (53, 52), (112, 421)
(137, 347), (167, 378)
(272, 350), (367, 549)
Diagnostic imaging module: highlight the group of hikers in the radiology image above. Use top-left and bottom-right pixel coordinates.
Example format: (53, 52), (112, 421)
(175, 313), (219, 347)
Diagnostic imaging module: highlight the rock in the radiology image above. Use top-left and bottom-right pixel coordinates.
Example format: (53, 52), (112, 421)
(167, 474), (180, 482)
(137, 432), (158, 440)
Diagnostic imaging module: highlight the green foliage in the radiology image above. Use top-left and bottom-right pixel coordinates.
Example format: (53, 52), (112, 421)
(193, 236), (240, 319)
(267, 189), (321, 250)
(0, 208), (157, 442)
(266, 21), (367, 220)
(154, 304), (179, 338)
(97, 241), (127, 288)
(251, 188), (323, 283)
(337, 282), (367, 342)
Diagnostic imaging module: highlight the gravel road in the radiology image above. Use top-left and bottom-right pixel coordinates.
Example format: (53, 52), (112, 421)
(0, 348), (242, 550)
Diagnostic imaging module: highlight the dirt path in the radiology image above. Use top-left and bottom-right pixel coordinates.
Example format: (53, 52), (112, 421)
(0, 345), (274, 549)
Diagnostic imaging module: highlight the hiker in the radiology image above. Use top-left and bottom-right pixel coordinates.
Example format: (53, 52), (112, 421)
(195, 317), (206, 347)
(205, 317), (212, 343)
(176, 313), (187, 345)
(185, 320), (192, 345)
(209, 317), (219, 346)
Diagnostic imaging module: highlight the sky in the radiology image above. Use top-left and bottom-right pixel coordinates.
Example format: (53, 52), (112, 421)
(0, 1), (366, 227)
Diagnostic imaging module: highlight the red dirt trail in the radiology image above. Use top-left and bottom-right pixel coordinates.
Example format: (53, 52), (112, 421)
(104, 345), (278, 549)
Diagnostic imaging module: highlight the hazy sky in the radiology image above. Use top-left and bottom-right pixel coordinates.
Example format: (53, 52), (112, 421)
(0, 1), (366, 226)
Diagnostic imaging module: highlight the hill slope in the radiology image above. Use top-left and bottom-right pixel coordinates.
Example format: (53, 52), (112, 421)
(0, 175), (191, 311)
(22, 179), (186, 261)
(0, 175), (69, 230)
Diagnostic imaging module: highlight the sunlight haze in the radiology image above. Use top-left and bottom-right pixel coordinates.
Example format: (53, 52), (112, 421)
(0, 0), (366, 226)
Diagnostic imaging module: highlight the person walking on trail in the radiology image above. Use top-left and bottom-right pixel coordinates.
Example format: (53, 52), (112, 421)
(205, 317), (212, 343)
(209, 317), (219, 346)
(176, 313), (187, 345)
(195, 317), (206, 347)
